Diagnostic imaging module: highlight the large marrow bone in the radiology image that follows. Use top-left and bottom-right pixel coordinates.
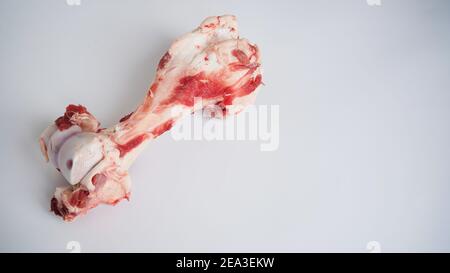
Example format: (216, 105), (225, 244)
(39, 15), (262, 221)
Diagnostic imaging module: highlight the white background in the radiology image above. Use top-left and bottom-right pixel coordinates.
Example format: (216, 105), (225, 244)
(1, 0), (449, 252)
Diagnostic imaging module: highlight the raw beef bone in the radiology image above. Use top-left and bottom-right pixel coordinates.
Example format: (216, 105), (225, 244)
(39, 15), (262, 221)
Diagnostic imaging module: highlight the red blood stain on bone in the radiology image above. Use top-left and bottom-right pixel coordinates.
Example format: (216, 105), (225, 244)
(203, 23), (215, 28)
(158, 52), (171, 70)
(119, 112), (134, 123)
(151, 119), (174, 137)
(161, 72), (226, 107)
(248, 43), (258, 59)
(229, 63), (251, 71)
(230, 49), (260, 72)
(224, 74), (262, 106)
(232, 49), (249, 64)
(160, 63), (262, 108)
(150, 82), (159, 92)
(238, 74), (262, 97)
(66, 159), (73, 170)
(116, 134), (149, 157)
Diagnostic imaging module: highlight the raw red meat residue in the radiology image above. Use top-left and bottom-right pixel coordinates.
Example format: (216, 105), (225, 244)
(69, 189), (90, 208)
(151, 119), (174, 137)
(232, 49), (249, 64)
(229, 49), (260, 72)
(116, 134), (149, 157)
(55, 116), (72, 131)
(238, 74), (262, 97)
(51, 197), (68, 217)
(55, 104), (89, 131)
(224, 74), (262, 106)
(150, 82), (159, 92)
(160, 66), (261, 108)
(50, 197), (60, 216)
(161, 72), (226, 107)
(158, 52), (171, 70)
(119, 112), (134, 122)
